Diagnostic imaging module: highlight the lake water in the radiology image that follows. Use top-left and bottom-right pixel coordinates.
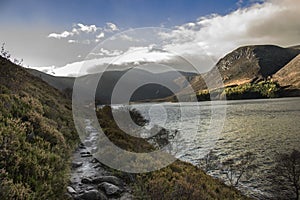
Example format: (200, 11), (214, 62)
(126, 97), (300, 199)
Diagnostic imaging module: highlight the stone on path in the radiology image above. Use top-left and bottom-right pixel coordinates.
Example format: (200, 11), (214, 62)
(99, 182), (122, 196)
(67, 186), (77, 195)
(78, 189), (107, 200)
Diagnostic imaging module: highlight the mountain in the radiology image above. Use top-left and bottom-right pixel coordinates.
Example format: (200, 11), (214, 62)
(273, 54), (300, 96)
(28, 68), (197, 104)
(189, 45), (300, 92)
(157, 45), (300, 101)
(0, 56), (78, 198)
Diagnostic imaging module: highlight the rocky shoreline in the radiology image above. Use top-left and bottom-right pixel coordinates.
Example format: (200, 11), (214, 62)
(65, 120), (133, 200)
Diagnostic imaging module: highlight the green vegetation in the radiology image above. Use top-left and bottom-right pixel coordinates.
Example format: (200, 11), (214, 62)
(222, 80), (280, 100)
(195, 80), (281, 101)
(96, 106), (250, 200)
(272, 149), (300, 200)
(133, 161), (250, 200)
(0, 57), (79, 199)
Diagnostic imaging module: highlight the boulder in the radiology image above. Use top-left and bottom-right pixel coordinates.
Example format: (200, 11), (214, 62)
(98, 182), (122, 196)
(92, 176), (122, 186)
(78, 189), (107, 200)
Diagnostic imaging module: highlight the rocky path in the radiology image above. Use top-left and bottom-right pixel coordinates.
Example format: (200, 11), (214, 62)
(66, 120), (133, 200)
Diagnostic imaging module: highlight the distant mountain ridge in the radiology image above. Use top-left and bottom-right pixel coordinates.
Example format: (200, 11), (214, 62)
(27, 44), (300, 102)
(188, 45), (300, 92)
(27, 68), (197, 104)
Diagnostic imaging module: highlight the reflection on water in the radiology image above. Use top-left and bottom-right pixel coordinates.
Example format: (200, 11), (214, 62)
(127, 97), (300, 198)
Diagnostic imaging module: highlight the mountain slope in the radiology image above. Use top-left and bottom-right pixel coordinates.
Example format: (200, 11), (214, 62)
(28, 68), (197, 104)
(27, 68), (74, 91)
(0, 56), (78, 199)
(190, 45), (300, 92)
(273, 54), (300, 96)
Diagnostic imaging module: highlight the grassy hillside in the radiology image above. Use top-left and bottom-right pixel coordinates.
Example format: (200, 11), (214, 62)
(0, 56), (79, 199)
(184, 45), (299, 91)
(96, 106), (251, 200)
(273, 54), (300, 96)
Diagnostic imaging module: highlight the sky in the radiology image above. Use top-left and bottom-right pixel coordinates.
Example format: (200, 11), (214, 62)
(0, 0), (299, 76)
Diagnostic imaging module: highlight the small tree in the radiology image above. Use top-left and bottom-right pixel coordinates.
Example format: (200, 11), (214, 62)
(1, 42), (24, 66)
(198, 150), (218, 172)
(273, 150), (300, 200)
(221, 152), (256, 187)
(1, 43), (11, 59)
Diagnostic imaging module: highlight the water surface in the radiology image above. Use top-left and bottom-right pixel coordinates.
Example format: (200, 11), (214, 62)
(128, 97), (300, 198)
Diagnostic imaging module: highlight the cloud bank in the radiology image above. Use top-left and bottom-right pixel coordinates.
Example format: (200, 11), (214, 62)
(162, 0), (300, 59)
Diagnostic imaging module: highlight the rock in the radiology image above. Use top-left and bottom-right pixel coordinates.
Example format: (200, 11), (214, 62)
(81, 177), (92, 184)
(91, 158), (99, 163)
(91, 147), (98, 153)
(80, 151), (90, 155)
(72, 162), (83, 168)
(67, 186), (77, 195)
(92, 176), (122, 186)
(93, 164), (101, 168)
(78, 189), (107, 200)
(99, 182), (122, 196)
(86, 186), (95, 191)
(84, 141), (92, 147)
(81, 154), (92, 158)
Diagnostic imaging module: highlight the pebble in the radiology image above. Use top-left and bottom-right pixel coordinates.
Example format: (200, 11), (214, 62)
(67, 186), (77, 194)
(72, 161), (83, 168)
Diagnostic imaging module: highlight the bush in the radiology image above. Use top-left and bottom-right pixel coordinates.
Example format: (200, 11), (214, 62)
(0, 57), (79, 199)
(196, 80), (281, 100)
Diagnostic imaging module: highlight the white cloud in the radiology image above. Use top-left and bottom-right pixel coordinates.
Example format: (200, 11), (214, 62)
(105, 22), (119, 32)
(43, 0), (300, 76)
(89, 48), (123, 57)
(96, 32), (105, 39)
(48, 31), (74, 39)
(47, 23), (116, 44)
(76, 23), (98, 33)
(48, 23), (100, 40)
(68, 39), (77, 43)
(161, 0), (300, 60)
(45, 46), (174, 76)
